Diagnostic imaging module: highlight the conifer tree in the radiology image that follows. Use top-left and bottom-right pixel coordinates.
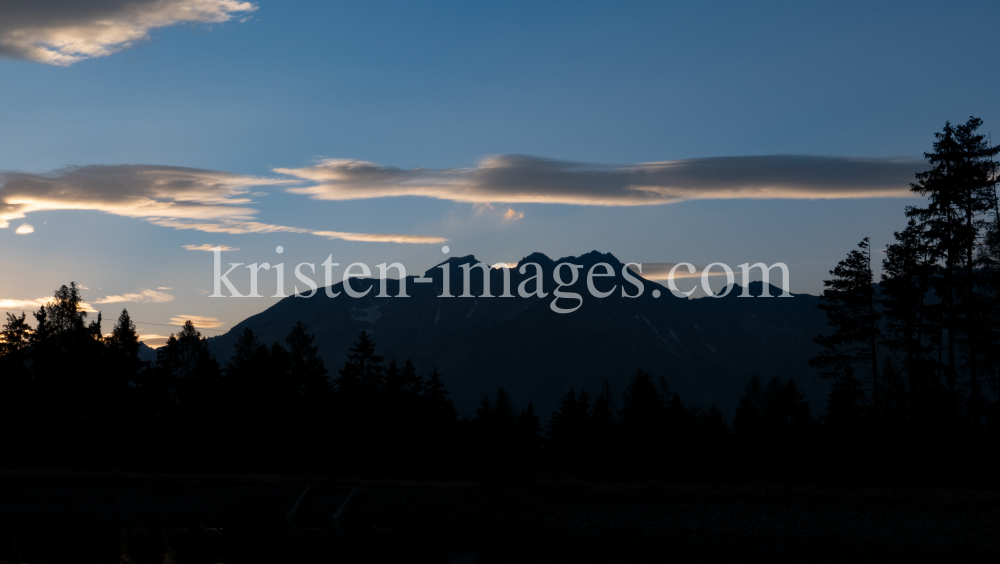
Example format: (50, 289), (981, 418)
(515, 403), (544, 457)
(824, 367), (869, 441)
(880, 219), (936, 419)
(336, 331), (385, 404)
(811, 238), (882, 415)
(106, 309), (142, 375)
(546, 389), (591, 461)
(0, 313), (32, 456)
(619, 370), (666, 465)
(44, 282), (88, 334)
(905, 117), (1000, 423)
(0, 312), (31, 356)
(589, 380), (618, 468)
(284, 321), (329, 396)
(88, 311), (103, 341)
(422, 367), (458, 435)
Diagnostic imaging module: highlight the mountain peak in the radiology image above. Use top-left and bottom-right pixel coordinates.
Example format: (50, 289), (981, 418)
(516, 252), (555, 268)
(431, 254), (479, 270)
(514, 250), (625, 270)
(560, 250), (625, 269)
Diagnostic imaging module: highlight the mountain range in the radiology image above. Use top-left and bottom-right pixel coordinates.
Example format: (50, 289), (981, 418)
(193, 251), (832, 419)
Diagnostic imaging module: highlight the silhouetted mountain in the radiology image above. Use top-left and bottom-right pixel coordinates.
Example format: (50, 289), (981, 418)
(206, 251), (829, 418)
(137, 342), (158, 364)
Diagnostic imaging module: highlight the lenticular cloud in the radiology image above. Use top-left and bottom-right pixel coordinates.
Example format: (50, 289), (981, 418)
(0, 164), (447, 244)
(277, 154), (923, 206)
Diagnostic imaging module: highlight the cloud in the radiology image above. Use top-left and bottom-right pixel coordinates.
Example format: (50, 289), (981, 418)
(628, 263), (733, 280)
(93, 289), (175, 304)
(473, 203), (495, 215)
(170, 314), (223, 328)
(503, 208), (524, 221)
(14, 223), (34, 234)
(0, 0), (256, 66)
(183, 243), (240, 252)
(0, 296), (97, 313)
(138, 334), (171, 348)
(0, 164), (276, 227)
(156, 287), (172, 290)
(311, 230), (447, 244)
(0, 164), (447, 244)
(278, 154), (924, 206)
(155, 219), (446, 244)
(472, 202), (523, 221)
(0, 297), (53, 311)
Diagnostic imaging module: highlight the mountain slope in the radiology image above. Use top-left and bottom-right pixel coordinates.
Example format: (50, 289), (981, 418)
(206, 251), (830, 418)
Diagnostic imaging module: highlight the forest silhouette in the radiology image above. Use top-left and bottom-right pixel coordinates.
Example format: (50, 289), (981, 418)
(2, 117), (1000, 485)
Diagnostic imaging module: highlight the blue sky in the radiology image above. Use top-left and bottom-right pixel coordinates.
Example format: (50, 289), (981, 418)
(1, 0), (997, 344)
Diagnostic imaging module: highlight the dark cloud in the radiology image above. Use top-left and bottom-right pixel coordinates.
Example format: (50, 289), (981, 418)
(278, 154), (925, 206)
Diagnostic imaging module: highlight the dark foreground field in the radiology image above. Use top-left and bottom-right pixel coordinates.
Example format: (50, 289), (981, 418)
(2, 471), (1000, 558)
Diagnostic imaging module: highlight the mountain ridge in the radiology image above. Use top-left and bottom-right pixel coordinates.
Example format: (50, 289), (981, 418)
(201, 251), (829, 418)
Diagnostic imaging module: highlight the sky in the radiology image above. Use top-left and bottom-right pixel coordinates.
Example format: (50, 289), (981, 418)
(1, 0), (998, 346)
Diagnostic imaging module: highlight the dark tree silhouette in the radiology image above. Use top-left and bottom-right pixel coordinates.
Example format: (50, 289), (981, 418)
(880, 219), (936, 423)
(0, 312), (31, 355)
(906, 117), (1000, 423)
(733, 376), (813, 476)
(515, 402), (544, 462)
(823, 367), (868, 445)
(546, 389), (592, 465)
(146, 320), (223, 468)
(811, 238), (882, 417)
(0, 312), (32, 457)
(589, 380), (619, 465)
(619, 370), (666, 468)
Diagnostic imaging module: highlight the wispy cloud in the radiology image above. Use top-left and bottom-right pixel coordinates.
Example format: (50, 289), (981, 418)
(311, 230), (447, 244)
(628, 263), (733, 280)
(0, 0), (256, 66)
(138, 334), (171, 349)
(0, 296), (97, 313)
(0, 165), (447, 244)
(0, 297), (53, 311)
(0, 164), (276, 227)
(93, 289), (175, 304)
(169, 315), (223, 329)
(156, 219), (447, 244)
(503, 208), (524, 221)
(183, 244), (240, 252)
(473, 202), (524, 221)
(14, 223), (33, 234)
(278, 154), (923, 206)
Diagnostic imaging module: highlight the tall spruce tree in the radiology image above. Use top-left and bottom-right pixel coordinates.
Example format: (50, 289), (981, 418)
(880, 219), (936, 419)
(811, 238), (882, 416)
(906, 117), (1000, 423)
(336, 330), (385, 406)
(284, 321), (330, 397)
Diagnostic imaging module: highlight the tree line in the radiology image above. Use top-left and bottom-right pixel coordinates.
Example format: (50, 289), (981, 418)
(809, 117), (1000, 480)
(2, 289), (995, 483)
(0, 294), (821, 480)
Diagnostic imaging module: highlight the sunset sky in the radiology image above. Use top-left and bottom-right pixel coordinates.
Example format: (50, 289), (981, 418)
(1, 0), (998, 346)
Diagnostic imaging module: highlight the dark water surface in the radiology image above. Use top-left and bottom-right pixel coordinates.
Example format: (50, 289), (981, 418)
(0, 516), (992, 563)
